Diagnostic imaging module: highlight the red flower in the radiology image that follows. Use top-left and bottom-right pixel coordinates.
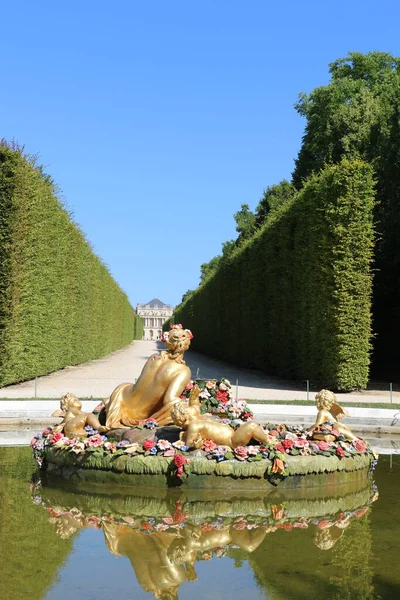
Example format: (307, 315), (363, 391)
(49, 433), (64, 444)
(275, 444), (285, 454)
(282, 439), (293, 450)
(283, 522), (293, 531)
(336, 446), (345, 458)
(141, 522), (153, 530)
(174, 453), (186, 468)
(269, 430), (279, 437)
(216, 390), (228, 404)
(143, 439), (156, 451)
(354, 440), (367, 453)
(317, 441), (330, 451)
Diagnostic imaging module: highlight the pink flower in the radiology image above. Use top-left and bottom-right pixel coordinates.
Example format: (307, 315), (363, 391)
(234, 446), (249, 461)
(206, 380), (216, 389)
(42, 428), (51, 435)
(294, 438), (309, 448)
(86, 434), (104, 447)
(185, 381), (194, 390)
(163, 448), (176, 457)
(317, 441), (330, 451)
(202, 439), (217, 452)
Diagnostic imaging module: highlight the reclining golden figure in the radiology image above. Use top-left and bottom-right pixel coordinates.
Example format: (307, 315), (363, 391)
(105, 325), (193, 429)
(171, 389), (271, 449)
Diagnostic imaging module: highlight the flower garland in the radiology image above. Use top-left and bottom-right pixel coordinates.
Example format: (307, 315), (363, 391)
(31, 419), (377, 483)
(181, 378), (253, 422)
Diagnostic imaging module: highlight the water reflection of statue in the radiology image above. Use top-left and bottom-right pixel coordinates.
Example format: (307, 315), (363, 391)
(53, 393), (107, 438)
(105, 325), (193, 429)
(103, 523), (191, 600)
(308, 389), (358, 443)
(167, 523), (267, 563)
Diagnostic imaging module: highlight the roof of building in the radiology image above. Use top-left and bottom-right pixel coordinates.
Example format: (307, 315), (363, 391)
(144, 298), (172, 308)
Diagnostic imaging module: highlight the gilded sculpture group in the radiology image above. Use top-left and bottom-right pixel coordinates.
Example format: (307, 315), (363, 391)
(55, 324), (358, 446)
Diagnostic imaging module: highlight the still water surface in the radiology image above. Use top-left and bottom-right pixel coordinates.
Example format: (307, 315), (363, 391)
(1, 446), (399, 600)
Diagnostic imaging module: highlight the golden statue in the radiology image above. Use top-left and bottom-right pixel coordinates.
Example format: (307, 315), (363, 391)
(102, 519), (266, 599)
(53, 393), (108, 438)
(103, 523), (191, 600)
(105, 325), (193, 429)
(171, 391), (271, 449)
(309, 389), (358, 443)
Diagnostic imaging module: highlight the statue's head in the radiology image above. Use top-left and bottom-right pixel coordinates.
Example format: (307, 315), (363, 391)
(60, 392), (82, 415)
(162, 324), (193, 355)
(315, 389), (336, 410)
(170, 400), (200, 428)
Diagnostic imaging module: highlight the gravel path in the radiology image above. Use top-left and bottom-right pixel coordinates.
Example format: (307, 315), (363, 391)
(0, 340), (398, 403)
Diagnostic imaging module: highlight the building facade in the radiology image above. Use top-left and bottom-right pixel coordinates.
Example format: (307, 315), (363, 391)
(136, 298), (174, 340)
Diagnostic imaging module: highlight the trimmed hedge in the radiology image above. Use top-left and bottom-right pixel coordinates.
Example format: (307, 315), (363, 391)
(0, 142), (142, 386)
(173, 160), (375, 390)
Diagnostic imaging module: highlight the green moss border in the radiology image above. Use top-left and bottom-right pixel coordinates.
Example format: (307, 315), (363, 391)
(42, 447), (374, 490)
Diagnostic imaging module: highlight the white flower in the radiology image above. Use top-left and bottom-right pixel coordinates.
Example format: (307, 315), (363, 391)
(172, 440), (186, 449)
(124, 443), (140, 454)
(54, 437), (69, 448)
(199, 389), (211, 399)
(247, 445), (259, 455)
(219, 383), (228, 391)
(70, 442), (85, 454)
(157, 439), (171, 450)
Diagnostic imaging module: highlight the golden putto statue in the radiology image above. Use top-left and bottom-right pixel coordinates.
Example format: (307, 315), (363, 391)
(105, 324), (193, 428)
(309, 389), (358, 443)
(53, 393), (107, 438)
(171, 390), (271, 449)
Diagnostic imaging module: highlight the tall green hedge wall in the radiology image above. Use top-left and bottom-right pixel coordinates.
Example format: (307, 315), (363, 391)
(0, 142), (142, 386)
(173, 160), (375, 391)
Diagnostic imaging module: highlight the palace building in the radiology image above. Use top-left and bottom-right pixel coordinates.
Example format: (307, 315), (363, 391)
(136, 298), (174, 340)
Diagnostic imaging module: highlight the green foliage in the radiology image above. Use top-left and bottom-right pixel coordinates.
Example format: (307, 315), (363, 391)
(200, 255), (222, 284)
(174, 160), (375, 390)
(234, 203), (256, 243)
(293, 51), (400, 368)
(255, 180), (296, 228)
(0, 447), (73, 600)
(0, 142), (141, 385)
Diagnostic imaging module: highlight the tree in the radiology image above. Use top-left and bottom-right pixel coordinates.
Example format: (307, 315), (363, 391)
(292, 51), (400, 371)
(200, 255), (222, 284)
(233, 204), (256, 243)
(255, 180), (296, 228)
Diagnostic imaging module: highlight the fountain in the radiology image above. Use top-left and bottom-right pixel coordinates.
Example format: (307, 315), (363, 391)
(31, 325), (378, 489)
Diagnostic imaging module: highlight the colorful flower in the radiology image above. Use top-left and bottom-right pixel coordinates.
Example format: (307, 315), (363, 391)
(143, 439), (156, 451)
(157, 439), (171, 450)
(234, 446), (249, 461)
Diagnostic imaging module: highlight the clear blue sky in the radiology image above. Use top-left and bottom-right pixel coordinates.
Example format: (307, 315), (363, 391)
(1, 1), (399, 307)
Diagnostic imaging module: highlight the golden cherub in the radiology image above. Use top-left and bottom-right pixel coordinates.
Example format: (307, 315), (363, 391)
(105, 325), (193, 429)
(53, 393), (108, 439)
(308, 389), (358, 443)
(170, 389), (271, 449)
